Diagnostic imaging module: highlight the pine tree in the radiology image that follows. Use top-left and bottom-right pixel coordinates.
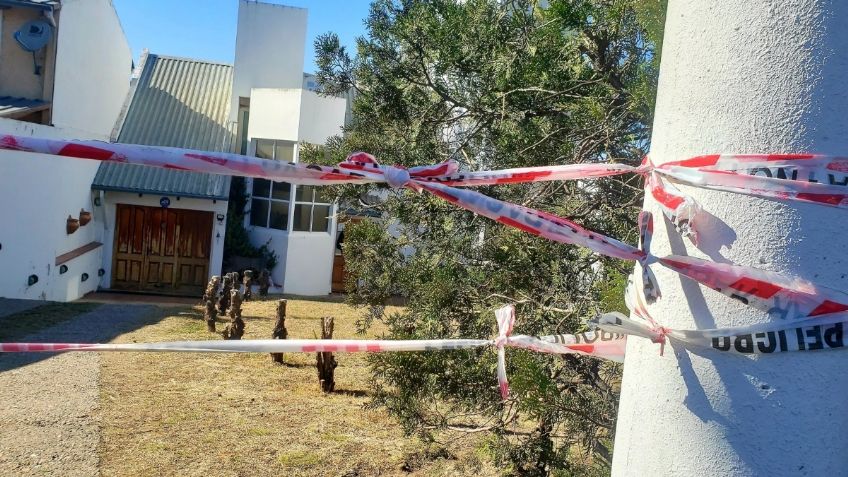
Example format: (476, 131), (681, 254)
(315, 1), (663, 473)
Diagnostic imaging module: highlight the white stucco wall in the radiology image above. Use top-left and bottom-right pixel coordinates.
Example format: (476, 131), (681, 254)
(52, 0), (132, 136)
(0, 120), (106, 301)
(230, 1), (307, 122)
(0, 0), (131, 302)
(247, 88), (302, 143)
(283, 232), (334, 296)
(247, 88), (347, 146)
(298, 90), (347, 145)
(99, 192), (228, 289)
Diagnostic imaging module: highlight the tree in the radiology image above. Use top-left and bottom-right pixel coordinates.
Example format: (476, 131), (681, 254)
(316, 1), (661, 474)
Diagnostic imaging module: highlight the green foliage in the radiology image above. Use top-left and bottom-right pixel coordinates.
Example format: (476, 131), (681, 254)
(224, 177), (278, 271)
(316, 0), (662, 474)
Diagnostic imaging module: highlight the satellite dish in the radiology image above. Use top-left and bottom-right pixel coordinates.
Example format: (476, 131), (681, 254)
(14, 20), (53, 76)
(14, 20), (53, 52)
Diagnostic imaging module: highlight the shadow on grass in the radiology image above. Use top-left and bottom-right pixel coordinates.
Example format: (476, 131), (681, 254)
(270, 361), (313, 369)
(332, 389), (369, 397)
(0, 302), (173, 374)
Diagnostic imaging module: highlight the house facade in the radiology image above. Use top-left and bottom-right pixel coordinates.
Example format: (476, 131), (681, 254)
(232, 1), (347, 296)
(0, 0), (347, 302)
(0, 0), (132, 301)
(93, 52), (233, 297)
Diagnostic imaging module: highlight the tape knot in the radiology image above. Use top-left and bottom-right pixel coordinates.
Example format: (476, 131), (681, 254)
(384, 165), (411, 189)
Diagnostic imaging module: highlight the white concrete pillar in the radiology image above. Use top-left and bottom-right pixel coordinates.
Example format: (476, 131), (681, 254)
(612, 1), (848, 475)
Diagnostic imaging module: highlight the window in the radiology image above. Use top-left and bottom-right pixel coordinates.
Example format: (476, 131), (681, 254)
(255, 138), (295, 163)
(250, 179), (291, 230)
(293, 185), (332, 232)
(238, 107), (250, 155)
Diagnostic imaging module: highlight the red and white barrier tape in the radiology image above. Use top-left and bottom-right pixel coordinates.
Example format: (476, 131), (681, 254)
(0, 306), (626, 399)
(1, 134), (847, 386)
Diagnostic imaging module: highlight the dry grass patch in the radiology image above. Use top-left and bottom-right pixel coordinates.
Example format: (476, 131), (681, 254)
(98, 295), (499, 476)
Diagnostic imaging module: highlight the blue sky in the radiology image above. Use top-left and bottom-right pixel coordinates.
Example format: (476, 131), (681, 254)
(112, 0), (372, 73)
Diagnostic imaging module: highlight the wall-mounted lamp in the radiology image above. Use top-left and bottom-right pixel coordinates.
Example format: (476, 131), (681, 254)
(98, 268), (105, 277)
(216, 213), (226, 224)
(81, 273), (89, 282)
(59, 264), (68, 274)
(94, 196), (102, 206)
(27, 274), (38, 286)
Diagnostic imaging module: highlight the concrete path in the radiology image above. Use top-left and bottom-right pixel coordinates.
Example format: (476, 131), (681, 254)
(0, 303), (158, 477)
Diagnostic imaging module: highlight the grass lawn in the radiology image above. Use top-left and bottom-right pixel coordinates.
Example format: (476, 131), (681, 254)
(98, 295), (499, 476)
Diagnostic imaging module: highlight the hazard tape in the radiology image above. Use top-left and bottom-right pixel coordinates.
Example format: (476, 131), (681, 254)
(1, 134), (847, 388)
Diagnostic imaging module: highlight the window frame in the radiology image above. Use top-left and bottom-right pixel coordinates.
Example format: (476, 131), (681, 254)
(249, 179), (291, 231)
(246, 138), (335, 234)
(292, 185), (333, 234)
(247, 137), (297, 231)
(254, 138), (296, 162)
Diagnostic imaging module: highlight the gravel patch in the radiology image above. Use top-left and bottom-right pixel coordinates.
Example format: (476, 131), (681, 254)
(0, 303), (157, 477)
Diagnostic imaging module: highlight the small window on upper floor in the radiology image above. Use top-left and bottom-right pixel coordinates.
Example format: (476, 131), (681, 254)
(255, 138), (295, 163)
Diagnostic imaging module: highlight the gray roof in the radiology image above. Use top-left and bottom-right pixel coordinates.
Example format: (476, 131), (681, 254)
(93, 53), (235, 201)
(0, 96), (50, 119)
(4, 0), (60, 9)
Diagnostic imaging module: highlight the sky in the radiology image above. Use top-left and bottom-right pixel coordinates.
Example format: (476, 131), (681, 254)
(112, 0), (372, 74)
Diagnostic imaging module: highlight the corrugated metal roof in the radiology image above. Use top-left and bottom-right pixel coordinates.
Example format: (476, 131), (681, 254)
(4, 0), (60, 9)
(93, 53), (235, 200)
(0, 96), (50, 119)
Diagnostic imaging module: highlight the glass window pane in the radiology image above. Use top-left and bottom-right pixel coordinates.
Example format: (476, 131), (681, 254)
(314, 187), (332, 204)
(250, 199), (269, 227)
(293, 203), (311, 231)
(312, 204), (331, 232)
(271, 181), (291, 201)
(275, 142), (295, 162)
(269, 201), (289, 230)
(252, 178), (271, 197)
(296, 185), (314, 202)
(239, 109), (249, 155)
(256, 139), (274, 159)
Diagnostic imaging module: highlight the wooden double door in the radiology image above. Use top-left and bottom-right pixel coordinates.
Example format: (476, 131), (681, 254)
(112, 204), (213, 295)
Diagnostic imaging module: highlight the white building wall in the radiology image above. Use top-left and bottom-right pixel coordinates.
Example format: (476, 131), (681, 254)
(247, 88), (347, 146)
(282, 233), (335, 295)
(234, 2), (345, 296)
(298, 90), (347, 144)
(0, 0), (131, 302)
(0, 120), (106, 301)
(230, 1), (307, 122)
(247, 88), (302, 143)
(98, 192), (228, 289)
(52, 0), (132, 136)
